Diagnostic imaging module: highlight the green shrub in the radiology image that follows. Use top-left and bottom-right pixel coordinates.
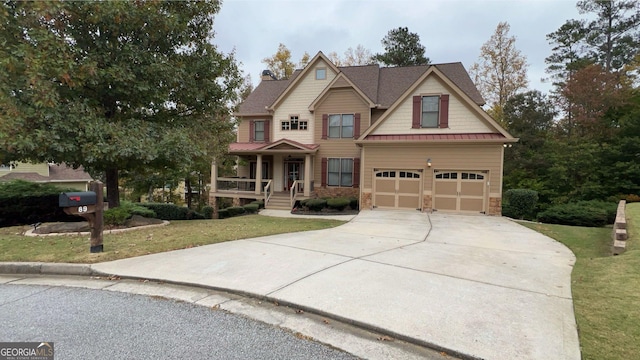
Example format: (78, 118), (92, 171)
(0, 180), (79, 227)
(217, 209), (229, 219)
(243, 203), (260, 214)
(503, 189), (538, 220)
(226, 206), (246, 217)
(305, 199), (327, 211)
(537, 201), (614, 227)
(250, 200), (265, 209)
(104, 207), (131, 226)
(140, 203), (191, 220)
(327, 197), (350, 211)
(202, 206), (214, 219)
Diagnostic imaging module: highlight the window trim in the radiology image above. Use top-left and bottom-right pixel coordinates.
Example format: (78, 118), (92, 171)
(253, 120), (265, 142)
(328, 113), (354, 139)
(315, 67), (326, 80)
(281, 115), (308, 131)
(421, 95), (440, 128)
(327, 158), (354, 187)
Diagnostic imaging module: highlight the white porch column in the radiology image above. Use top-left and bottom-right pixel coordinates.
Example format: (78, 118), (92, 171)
(210, 160), (218, 192)
(255, 154), (262, 195)
(304, 154), (311, 197)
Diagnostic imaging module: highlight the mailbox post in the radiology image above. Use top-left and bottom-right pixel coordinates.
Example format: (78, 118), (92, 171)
(59, 181), (104, 253)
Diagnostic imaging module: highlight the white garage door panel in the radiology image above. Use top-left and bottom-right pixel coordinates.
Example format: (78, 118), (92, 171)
(434, 171), (487, 213)
(373, 170), (422, 210)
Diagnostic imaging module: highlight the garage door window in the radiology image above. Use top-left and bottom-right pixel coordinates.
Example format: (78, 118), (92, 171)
(328, 158), (353, 186)
(461, 172), (484, 180)
(435, 172), (458, 179)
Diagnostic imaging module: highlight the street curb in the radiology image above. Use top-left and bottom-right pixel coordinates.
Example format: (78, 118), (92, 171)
(1, 262), (479, 360)
(0, 262), (95, 276)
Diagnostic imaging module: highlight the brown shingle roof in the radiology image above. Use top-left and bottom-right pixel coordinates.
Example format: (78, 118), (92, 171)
(434, 63), (485, 105)
(235, 61), (484, 116)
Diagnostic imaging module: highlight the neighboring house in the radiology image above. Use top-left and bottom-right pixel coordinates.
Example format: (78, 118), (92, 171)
(0, 162), (93, 191)
(209, 52), (517, 215)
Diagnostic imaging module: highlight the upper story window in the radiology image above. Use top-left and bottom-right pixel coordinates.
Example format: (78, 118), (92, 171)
(413, 94), (449, 129)
(328, 114), (353, 138)
(253, 120), (265, 141)
(281, 116), (308, 131)
(421, 96), (439, 128)
(315, 68), (326, 80)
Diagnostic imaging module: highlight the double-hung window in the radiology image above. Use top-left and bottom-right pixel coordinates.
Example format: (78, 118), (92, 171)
(328, 158), (353, 187)
(282, 116), (308, 131)
(253, 120), (265, 141)
(328, 114), (354, 138)
(421, 96), (439, 128)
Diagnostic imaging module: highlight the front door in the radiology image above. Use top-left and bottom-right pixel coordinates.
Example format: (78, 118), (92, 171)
(284, 161), (302, 190)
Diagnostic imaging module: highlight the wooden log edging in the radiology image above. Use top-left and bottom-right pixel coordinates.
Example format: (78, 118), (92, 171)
(612, 200), (628, 255)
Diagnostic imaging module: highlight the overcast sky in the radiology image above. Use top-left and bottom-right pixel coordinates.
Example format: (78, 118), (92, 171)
(213, 0), (583, 95)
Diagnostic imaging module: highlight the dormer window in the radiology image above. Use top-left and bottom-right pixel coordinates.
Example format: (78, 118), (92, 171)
(315, 68), (326, 80)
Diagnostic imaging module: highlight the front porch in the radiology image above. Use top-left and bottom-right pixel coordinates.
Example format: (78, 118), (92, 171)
(209, 139), (320, 211)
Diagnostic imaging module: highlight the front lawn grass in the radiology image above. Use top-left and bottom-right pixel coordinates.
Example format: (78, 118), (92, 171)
(0, 215), (345, 264)
(521, 202), (640, 360)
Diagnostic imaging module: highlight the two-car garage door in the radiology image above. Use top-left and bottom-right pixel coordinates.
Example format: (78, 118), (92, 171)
(372, 169), (487, 212)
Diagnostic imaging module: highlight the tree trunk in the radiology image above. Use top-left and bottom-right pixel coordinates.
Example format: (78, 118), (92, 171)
(185, 177), (192, 209)
(106, 167), (120, 208)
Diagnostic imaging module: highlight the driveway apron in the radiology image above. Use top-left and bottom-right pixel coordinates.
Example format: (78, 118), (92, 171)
(92, 210), (580, 360)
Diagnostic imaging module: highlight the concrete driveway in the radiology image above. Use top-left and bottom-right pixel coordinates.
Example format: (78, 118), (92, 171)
(92, 210), (580, 360)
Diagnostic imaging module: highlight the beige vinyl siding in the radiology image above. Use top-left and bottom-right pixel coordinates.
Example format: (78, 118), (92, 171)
(237, 116), (269, 143)
(273, 59), (337, 143)
(362, 144), (503, 197)
(313, 88), (369, 186)
(372, 75), (494, 135)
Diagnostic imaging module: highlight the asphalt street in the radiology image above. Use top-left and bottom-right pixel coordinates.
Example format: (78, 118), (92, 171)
(0, 284), (359, 360)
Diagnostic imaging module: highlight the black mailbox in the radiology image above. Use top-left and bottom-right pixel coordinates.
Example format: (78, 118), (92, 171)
(59, 191), (97, 207)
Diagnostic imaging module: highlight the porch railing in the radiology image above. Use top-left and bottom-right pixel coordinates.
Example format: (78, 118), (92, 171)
(216, 177), (257, 192)
(264, 180), (273, 206)
(290, 180), (300, 209)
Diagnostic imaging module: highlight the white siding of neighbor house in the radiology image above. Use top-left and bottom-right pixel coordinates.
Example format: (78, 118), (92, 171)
(272, 59), (337, 144)
(371, 75), (494, 135)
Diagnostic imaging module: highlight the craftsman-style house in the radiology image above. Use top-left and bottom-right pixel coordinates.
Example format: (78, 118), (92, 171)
(209, 52), (516, 215)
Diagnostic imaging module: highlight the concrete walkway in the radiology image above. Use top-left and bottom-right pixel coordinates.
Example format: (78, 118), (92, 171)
(88, 210), (580, 360)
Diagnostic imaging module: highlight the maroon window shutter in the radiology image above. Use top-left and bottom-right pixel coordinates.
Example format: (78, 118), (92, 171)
(353, 158), (360, 187)
(321, 158), (328, 187)
(439, 94), (449, 128)
(322, 114), (328, 139)
(249, 120), (255, 142)
(412, 96), (421, 128)
(353, 113), (361, 139)
(264, 120), (270, 143)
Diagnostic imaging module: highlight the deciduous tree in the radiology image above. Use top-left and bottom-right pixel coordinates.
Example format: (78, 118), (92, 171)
(262, 43), (295, 79)
(0, 0), (241, 208)
(470, 22), (529, 125)
(372, 27), (429, 67)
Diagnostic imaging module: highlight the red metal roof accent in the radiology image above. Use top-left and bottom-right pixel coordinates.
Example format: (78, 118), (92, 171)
(364, 133), (505, 141)
(228, 139), (320, 152)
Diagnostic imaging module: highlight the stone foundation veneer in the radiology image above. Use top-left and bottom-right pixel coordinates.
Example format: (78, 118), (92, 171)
(313, 187), (359, 199)
(422, 195), (433, 213)
(361, 192), (372, 210)
(488, 197), (502, 216)
(208, 195), (218, 219)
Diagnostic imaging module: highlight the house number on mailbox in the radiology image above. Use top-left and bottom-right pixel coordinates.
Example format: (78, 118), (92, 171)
(78, 206), (88, 213)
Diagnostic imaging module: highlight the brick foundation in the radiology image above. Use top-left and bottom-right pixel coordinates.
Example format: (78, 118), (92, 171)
(488, 197), (502, 216)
